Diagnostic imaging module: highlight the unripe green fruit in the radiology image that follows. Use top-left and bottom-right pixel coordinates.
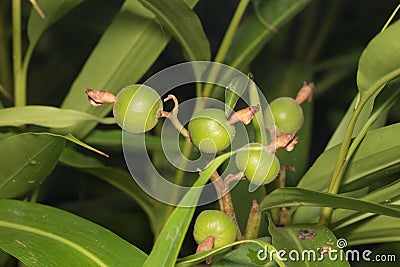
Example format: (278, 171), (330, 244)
(113, 84), (163, 133)
(236, 144), (280, 185)
(266, 97), (304, 135)
(188, 109), (235, 154)
(193, 210), (237, 248)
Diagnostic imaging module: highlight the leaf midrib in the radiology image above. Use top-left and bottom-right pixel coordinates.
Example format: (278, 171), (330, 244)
(0, 220), (106, 266)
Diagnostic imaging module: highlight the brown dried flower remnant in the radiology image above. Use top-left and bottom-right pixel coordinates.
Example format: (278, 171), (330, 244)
(85, 88), (117, 106)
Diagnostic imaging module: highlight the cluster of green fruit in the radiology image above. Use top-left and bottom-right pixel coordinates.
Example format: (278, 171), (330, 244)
(90, 82), (305, 251)
(111, 84), (304, 186)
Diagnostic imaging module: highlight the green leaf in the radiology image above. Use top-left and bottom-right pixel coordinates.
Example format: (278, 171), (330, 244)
(225, 75), (251, 117)
(335, 215), (400, 246)
(268, 220), (350, 267)
(297, 123), (400, 193)
(326, 78), (400, 150)
(211, 237), (274, 267)
(260, 188), (400, 219)
(144, 145), (273, 266)
(58, 147), (158, 231)
(0, 199), (147, 267)
(138, 0), (210, 61)
(0, 106), (115, 128)
(27, 0), (85, 51)
(60, 0), (198, 138)
(331, 180), (400, 230)
(0, 133), (65, 198)
(249, 79), (268, 148)
(177, 239), (285, 267)
(325, 93), (372, 151)
(84, 129), (185, 153)
(227, 0), (311, 69)
(143, 154), (231, 266)
(24, 0), (85, 70)
(357, 19), (400, 97)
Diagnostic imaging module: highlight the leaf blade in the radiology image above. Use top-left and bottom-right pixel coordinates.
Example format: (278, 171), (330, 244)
(260, 188), (400, 219)
(0, 199), (147, 267)
(138, 0), (210, 61)
(357, 19), (400, 97)
(0, 106), (115, 128)
(0, 133), (65, 198)
(227, 0), (311, 69)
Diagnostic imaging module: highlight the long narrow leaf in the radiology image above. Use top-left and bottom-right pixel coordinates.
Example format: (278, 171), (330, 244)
(143, 146), (242, 266)
(297, 123), (400, 192)
(0, 106), (115, 128)
(335, 215), (400, 246)
(60, 0), (198, 138)
(138, 0), (210, 61)
(227, 0), (310, 69)
(260, 188), (400, 219)
(331, 180), (400, 230)
(58, 147), (158, 231)
(0, 199), (147, 267)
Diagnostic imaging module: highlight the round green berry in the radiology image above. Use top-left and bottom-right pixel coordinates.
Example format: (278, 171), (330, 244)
(113, 84), (163, 133)
(266, 97), (304, 135)
(236, 143), (280, 185)
(193, 210), (237, 248)
(188, 108), (235, 154)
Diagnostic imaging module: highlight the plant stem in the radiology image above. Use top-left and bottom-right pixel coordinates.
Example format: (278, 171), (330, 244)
(201, 0), (250, 99)
(0, 1), (12, 96)
(12, 0), (24, 107)
(318, 76), (399, 225)
(318, 97), (366, 225)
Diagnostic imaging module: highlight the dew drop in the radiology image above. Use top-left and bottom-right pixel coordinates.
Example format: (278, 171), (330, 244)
(29, 159), (38, 165)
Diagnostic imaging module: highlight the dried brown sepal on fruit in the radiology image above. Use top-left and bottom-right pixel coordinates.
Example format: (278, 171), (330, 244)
(228, 105), (260, 125)
(195, 235), (214, 264)
(85, 88), (116, 106)
(296, 82), (315, 104)
(267, 133), (298, 152)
